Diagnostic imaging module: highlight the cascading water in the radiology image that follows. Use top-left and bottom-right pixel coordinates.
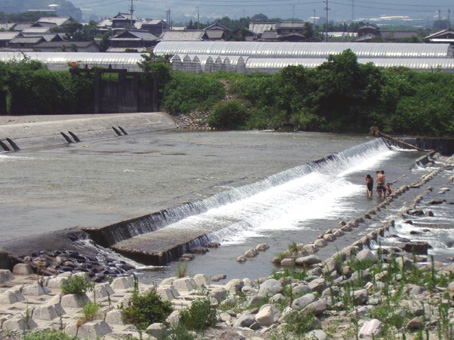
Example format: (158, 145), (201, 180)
(125, 138), (397, 248)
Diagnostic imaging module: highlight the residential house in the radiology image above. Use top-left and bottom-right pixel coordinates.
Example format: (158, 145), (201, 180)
(97, 19), (113, 33)
(356, 23), (379, 41)
(35, 41), (100, 52)
(8, 36), (45, 50)
(142, 19), (169, 36)
(13, 24), (32, 32)
(248, 22), (277, 38)
(108, 30), (158, 52)
(160, 30), (205, 41)
(112, 13), (138, 29)
(0, 23), (16, 31)
(424, 29), (454, 44)
(0, 32), (19, 48)
(381, 30), (418, 41)
(204, 23), (231, 41)
(36, 17), (70, 28)
(21, 27), (51, 36)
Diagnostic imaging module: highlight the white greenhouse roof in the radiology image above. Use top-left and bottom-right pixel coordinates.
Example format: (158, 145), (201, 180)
(244, 57), (454, 73)
(0, 52), (144, 72)
(154, 41), (452, 59)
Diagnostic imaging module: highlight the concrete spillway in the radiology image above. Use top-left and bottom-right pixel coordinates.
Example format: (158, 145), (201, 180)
(0, 112), (176, 151)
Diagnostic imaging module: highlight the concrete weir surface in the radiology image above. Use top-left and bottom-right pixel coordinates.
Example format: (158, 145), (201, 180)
(0, 115), (377, 266)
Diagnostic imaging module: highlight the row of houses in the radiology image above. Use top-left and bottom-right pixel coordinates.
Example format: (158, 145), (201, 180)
(2, 13), (454, 54)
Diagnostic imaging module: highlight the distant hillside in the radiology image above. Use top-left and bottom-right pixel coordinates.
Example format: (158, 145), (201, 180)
(0, 0), (82, 21)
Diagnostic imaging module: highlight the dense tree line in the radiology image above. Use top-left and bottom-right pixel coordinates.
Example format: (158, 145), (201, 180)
(165, 50), (454, 136)
(1, 51), (453, 137)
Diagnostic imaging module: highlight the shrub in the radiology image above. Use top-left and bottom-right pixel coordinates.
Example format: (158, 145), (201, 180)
(179, 298), (216, 331)
(79, 301), (100, 324)
(208, 100), (248, 129)
(23, 329), (78, 340)
(165, 322), (195, 340)
(175, 260), (189, 278)
(284, 310), (320, 335)
(121, 288), (174, 330)
(163, 72), (225, 114)
(60, 276), (94, 296)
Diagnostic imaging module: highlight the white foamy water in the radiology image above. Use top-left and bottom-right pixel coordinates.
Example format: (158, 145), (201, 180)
(147, 139), (400, 246)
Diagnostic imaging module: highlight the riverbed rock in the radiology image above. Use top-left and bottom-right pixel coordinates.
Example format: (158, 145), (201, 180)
(306, 329), (328, 340)
(146, 323), (167, 338)
(406, 317), (423, 330)
(400, 241), (432, 255)
(308, 278), (326, 293)
(255, 305), (279, 326)
(359, 319), (382, 338)
(258, 279), (282, 296)
(226, 279), (244, 294)
(356, 249), (378, 263)
(12, 263), (33, 276)
(314, 239), (328, 248)
(256, 243), (270, 251)
(295, 255), (322, 267)
(280, 258), (295, 267)
(291, 293), (317, 310)
(304, 298), (327, 316)
(211, 274), (226, 282)
(244, 249), (259, 258)
(233, 313), (255, 328)
(303, 244), (318, 254)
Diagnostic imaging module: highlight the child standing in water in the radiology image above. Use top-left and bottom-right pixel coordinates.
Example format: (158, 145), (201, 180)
(365, 174), (374, 197)
(386, 183), (393, 196)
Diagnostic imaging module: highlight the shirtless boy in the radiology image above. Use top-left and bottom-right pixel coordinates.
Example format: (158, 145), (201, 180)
(376, 170), (386, 198)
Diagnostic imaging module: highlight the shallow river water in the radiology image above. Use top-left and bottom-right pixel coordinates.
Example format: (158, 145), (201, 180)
(0, 130), (437, 282)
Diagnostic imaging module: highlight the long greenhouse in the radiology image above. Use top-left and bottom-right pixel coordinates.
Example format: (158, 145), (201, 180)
(154, 41), (453, 59)
(0, 52), (144, 72)
(1, 41), (454, 74)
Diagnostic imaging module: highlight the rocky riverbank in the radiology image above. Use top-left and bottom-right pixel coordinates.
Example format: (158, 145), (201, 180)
(0, 154), (453, 339)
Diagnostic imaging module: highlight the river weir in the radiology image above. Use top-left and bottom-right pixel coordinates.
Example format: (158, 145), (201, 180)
(1, 116), (452, 283)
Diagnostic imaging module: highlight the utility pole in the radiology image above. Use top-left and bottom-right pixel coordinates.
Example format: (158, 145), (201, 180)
(196, 7), (200, 30)
(324, 0), (330, 42)
(438, 9), (441, 30)
(129, 0), (134, 29)
(166, 9), (171, 29)
(448, 9), (451, 29)
(313, 10), (316, 26)
(351, 0), (354, 24)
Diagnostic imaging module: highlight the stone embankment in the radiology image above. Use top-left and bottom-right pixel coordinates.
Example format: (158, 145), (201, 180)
(0, 155), (453, 339)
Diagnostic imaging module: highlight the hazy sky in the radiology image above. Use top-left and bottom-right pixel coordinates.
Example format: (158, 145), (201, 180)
(69, 0), (452, 23)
